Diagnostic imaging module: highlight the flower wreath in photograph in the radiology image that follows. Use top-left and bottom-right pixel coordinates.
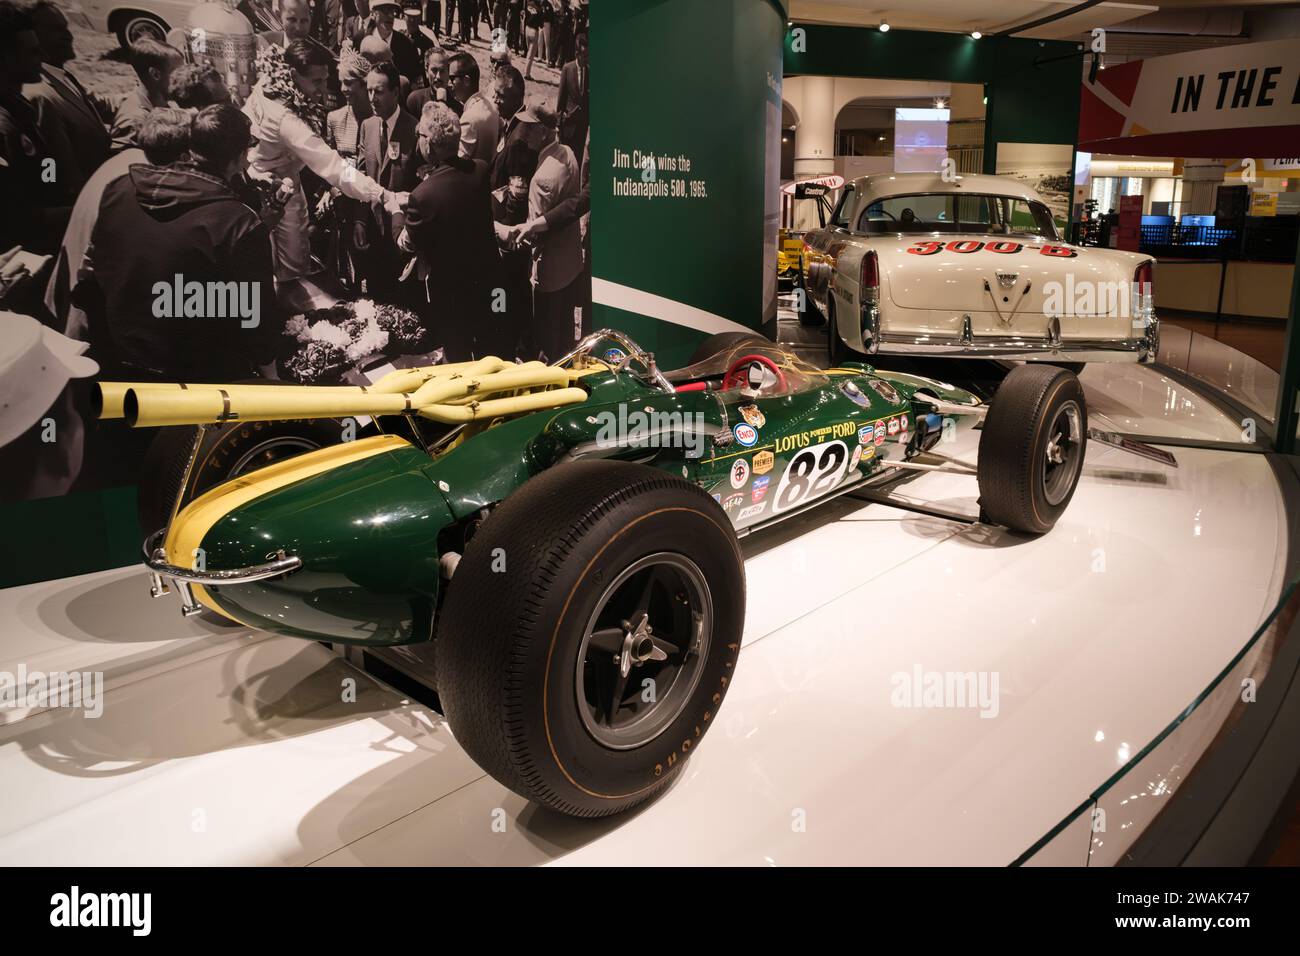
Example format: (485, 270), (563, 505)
(252, 43), (326, 136)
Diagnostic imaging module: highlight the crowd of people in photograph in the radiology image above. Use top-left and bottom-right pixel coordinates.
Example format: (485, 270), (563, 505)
(0, 0), (592, 398)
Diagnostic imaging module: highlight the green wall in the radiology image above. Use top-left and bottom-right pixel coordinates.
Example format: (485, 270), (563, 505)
(591, 0), (788, 363)
(0, 486), (140, 587)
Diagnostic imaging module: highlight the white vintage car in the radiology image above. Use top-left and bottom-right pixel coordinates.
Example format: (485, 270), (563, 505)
(798, 172), (1159, 366)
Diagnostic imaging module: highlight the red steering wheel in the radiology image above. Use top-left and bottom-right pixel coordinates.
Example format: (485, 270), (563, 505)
(722, 354), (789, 393)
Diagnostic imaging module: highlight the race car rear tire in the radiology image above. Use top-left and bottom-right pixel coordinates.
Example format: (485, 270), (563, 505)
(977, 364), (1087, 535)
(437, 460), (746, 817)
(689, 331), (769, 366)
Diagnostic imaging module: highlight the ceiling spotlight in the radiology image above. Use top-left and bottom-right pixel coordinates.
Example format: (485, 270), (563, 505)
(879, 21), (890, 32)
(935, 97), (947, 110)
(971, 30), (982, 39)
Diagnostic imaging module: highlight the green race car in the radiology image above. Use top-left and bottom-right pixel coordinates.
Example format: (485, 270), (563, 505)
(96, 329), (1158, 817)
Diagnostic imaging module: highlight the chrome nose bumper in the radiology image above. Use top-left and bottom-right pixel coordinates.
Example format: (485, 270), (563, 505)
(142, 530), (302, 618)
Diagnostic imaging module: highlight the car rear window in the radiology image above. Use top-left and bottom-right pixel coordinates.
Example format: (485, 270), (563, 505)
(855, 193), (1058, 239)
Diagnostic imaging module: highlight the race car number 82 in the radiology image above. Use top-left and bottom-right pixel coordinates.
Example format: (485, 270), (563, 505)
(774, 440), (850, 513)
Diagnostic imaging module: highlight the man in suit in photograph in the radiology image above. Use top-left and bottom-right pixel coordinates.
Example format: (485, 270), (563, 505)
(555, 27), (587, 157)
(20, 0), (110, 201)
(406, 47), (462, 118)
(358, 60), (419, 302)
(400, 100), (500, 361)
(366, 0), (423, 88)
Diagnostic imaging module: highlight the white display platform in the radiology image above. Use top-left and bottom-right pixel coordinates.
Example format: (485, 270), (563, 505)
(0, 358), (1287, 866)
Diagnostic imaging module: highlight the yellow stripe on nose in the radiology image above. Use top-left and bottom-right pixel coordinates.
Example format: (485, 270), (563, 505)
(162, 434), (412, 620)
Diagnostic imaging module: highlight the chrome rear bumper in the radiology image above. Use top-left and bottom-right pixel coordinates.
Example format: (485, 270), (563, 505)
(863, 314), (1159, 364)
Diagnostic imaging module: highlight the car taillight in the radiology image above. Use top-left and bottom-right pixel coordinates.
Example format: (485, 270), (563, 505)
(1132, 260), (1154, 328)
(860, 250), (879, 302)
(858, 250), (880, 353)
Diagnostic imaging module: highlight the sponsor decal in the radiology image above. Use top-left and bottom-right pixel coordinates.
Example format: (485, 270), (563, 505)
(849, 444), (863, 470)
(867, 379), (901, 404)
(863, 444), (876, 461)
(772, 420), (857, 454)
(738, 503), (766, 520)
(733, 423), (758, 447)
(874, 430), (886, 447)
(730, 458), (750, 489)
(858, 424), (874, 445)
(723, 494), (744, 511)
(603, 348), (627, 364)
(752, 475), (770, 503)
(738, 404), (766, 429)
(774, 439), (851, 514)
(753, 450), (775, 474)
(887, 417), (900, 435)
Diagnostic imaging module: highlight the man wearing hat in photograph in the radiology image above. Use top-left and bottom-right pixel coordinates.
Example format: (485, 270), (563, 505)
(366, 1), (422, 87)
(0, 310), (98, 501)
(403, 5), (436, 66)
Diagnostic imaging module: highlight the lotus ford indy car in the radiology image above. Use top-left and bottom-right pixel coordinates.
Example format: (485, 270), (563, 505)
(94, 330), (1172, 817)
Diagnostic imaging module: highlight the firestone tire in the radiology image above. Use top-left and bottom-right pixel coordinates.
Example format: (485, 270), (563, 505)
(437, 460), (746, 818)
(977, 364), (1088, 535)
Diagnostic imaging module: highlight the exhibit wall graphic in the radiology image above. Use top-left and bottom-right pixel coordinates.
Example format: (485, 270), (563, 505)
(1079, 38), (1300, 157)
(0, 0), (791, 588)
(590, 0), (788, 359)
(995, 142), (1074, 231)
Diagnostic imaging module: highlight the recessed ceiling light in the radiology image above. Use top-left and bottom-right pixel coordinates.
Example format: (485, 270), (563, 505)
(971, 30), (982, 39)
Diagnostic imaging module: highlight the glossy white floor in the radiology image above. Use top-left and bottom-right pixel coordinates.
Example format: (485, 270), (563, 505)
(0, 357), (1287, 866)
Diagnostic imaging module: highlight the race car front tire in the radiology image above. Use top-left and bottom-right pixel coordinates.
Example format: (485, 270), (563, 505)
(437, 460), (746, 817)
(977, 364), (1088, 535)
